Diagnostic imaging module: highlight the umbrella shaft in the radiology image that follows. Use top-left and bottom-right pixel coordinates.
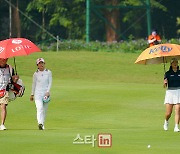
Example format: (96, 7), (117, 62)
(13, 57), (17, 75)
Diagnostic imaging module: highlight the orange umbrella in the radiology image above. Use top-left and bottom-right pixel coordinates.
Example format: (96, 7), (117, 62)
(135, 44), (180, 65)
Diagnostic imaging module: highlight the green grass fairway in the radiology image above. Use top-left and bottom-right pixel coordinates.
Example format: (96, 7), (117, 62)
(0, 51), (179, 154)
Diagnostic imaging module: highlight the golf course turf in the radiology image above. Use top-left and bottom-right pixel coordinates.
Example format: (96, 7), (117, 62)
(0, 51), (179, 154)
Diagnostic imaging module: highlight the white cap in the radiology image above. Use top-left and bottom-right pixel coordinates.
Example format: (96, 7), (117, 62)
(36, 58), (45, 65)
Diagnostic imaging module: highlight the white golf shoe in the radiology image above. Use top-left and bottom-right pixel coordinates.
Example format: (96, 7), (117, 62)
(163, 122), (168, 131)
(0, 124), (7, 130)
(174, 127), (180, 132)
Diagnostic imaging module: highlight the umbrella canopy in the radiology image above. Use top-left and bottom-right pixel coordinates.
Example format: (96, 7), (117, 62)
(135, 44), (180, 65)
(0, 38), (41, 59)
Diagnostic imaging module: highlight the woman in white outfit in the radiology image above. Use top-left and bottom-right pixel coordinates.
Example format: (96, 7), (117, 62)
(163, 58), (180, 132)
(30, 58), (52, 130)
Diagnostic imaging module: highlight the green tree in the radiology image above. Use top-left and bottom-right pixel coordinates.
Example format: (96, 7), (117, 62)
(26, 0), (85, 40)
(152, 0), (180, 39)
(0, 1), (9, 40)
(0, 0), (179, 42)
(11, 0), (21, 37)
(86, 0), (167, 41)
(177, 17), (180, 35)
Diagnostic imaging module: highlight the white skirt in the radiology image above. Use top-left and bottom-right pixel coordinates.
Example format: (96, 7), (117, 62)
(164, 89), (180, 104)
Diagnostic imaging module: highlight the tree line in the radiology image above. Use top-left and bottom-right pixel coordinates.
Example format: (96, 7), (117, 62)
(0, 0), (179, 43)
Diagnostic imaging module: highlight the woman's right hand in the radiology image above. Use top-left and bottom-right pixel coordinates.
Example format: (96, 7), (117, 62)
(163, 78), (168, 88)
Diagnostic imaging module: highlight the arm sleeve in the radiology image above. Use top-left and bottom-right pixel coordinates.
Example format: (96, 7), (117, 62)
(31, 73), (37, 95)
(148, 35), (155, 44)
(164, 72), (168, 80)
(46, 70), (52, 93)
(157, 35), (161, 42)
